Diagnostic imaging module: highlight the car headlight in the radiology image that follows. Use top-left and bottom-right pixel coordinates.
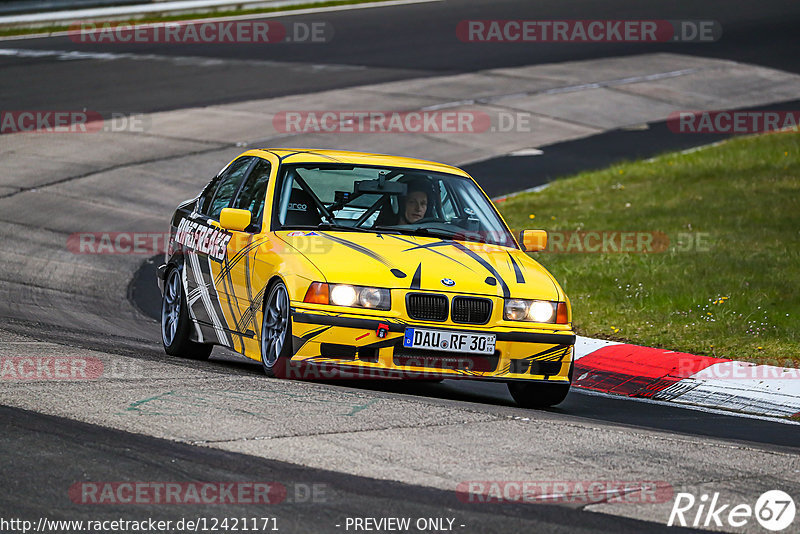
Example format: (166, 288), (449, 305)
(330, 284), (357, 307)
(304, 282), (391, 311)
(359, 287), (386, 308)
(504, 299), (569, 324)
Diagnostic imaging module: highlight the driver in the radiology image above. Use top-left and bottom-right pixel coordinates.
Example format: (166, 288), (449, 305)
(397, 177), (435, 224)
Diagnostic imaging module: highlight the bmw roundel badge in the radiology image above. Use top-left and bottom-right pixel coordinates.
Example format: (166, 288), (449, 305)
(441, 278), (455, 287)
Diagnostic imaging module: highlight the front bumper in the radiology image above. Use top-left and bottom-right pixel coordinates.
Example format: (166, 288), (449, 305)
(288, 307), (575, 382)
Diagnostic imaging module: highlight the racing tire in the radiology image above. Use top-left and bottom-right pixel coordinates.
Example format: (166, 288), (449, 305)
(161, 267), (212, 360)
(507, 381), (570, 408)
(507, 363), (573, 408)
(261, 281), (293, 378)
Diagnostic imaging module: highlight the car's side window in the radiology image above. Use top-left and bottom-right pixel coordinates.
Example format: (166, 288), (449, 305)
(232, 159), (271, 230)
(205, 157), (254, 220)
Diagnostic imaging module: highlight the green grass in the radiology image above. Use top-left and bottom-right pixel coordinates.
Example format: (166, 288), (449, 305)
(497, 132), (800, 366)
(0, 0), (392, 37)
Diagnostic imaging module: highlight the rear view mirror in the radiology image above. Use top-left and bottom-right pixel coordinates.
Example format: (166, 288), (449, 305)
(520, 230), (547, 252)
(220, 208), (252, 232)
(354, 179), (407, 195)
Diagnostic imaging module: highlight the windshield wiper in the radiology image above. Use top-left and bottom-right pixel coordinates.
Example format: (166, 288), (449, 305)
(314, 222), (362, 232)
(415, 227), (462, 237)
(371, 226), (461, 240)
(364, 225), (403, 235)
(371, 225), (418, 234)
(382, 226), (499, 245)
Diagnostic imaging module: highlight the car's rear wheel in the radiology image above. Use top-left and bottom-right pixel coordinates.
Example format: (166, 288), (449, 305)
(507, 363), (573, 408)
(161, 267), (212, 360)
(261, 281), (292, 378)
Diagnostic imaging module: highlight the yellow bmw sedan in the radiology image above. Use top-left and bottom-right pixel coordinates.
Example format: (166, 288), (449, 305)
(158, 149), (575, 407)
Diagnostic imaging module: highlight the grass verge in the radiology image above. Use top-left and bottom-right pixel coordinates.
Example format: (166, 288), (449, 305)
(0, 0), (393, 37)
(498, 132), (800, 367)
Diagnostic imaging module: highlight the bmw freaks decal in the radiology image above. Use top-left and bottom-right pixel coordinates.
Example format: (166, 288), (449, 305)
(175, 218), (232, 261)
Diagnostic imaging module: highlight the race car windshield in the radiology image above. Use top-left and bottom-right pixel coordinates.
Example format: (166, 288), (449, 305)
(275, 164), (517, 248)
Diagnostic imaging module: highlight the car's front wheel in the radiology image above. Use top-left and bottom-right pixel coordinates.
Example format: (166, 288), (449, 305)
(508, 361), (573, 408)
(507, 381), (570, 408)
(161, 267), (212, 360)
(261, 281), (292, 378)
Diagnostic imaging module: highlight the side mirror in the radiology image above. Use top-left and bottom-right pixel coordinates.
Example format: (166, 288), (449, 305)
(519, 230), (547, 252)
(220, 208), (252, 232)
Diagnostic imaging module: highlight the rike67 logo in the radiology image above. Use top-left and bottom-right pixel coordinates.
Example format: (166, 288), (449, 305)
(668, 490), (796, 531)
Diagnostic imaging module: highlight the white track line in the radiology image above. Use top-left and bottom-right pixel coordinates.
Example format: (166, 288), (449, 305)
(0, 0), (443, 41)
(574, 388), (800, 427)
(0, 47), (367, 71)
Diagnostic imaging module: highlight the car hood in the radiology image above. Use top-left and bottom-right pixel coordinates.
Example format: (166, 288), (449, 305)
(276, 230), (562, 300)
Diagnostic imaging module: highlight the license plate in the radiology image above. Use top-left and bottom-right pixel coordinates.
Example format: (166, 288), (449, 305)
(403, 328), (496, 355)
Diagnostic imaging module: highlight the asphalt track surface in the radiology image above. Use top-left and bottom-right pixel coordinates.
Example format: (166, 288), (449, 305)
(2, 404), (706, 534)
(466, 101), (800, 197)
(3, 1), (800, 532)
(1, 0), (799, 113)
